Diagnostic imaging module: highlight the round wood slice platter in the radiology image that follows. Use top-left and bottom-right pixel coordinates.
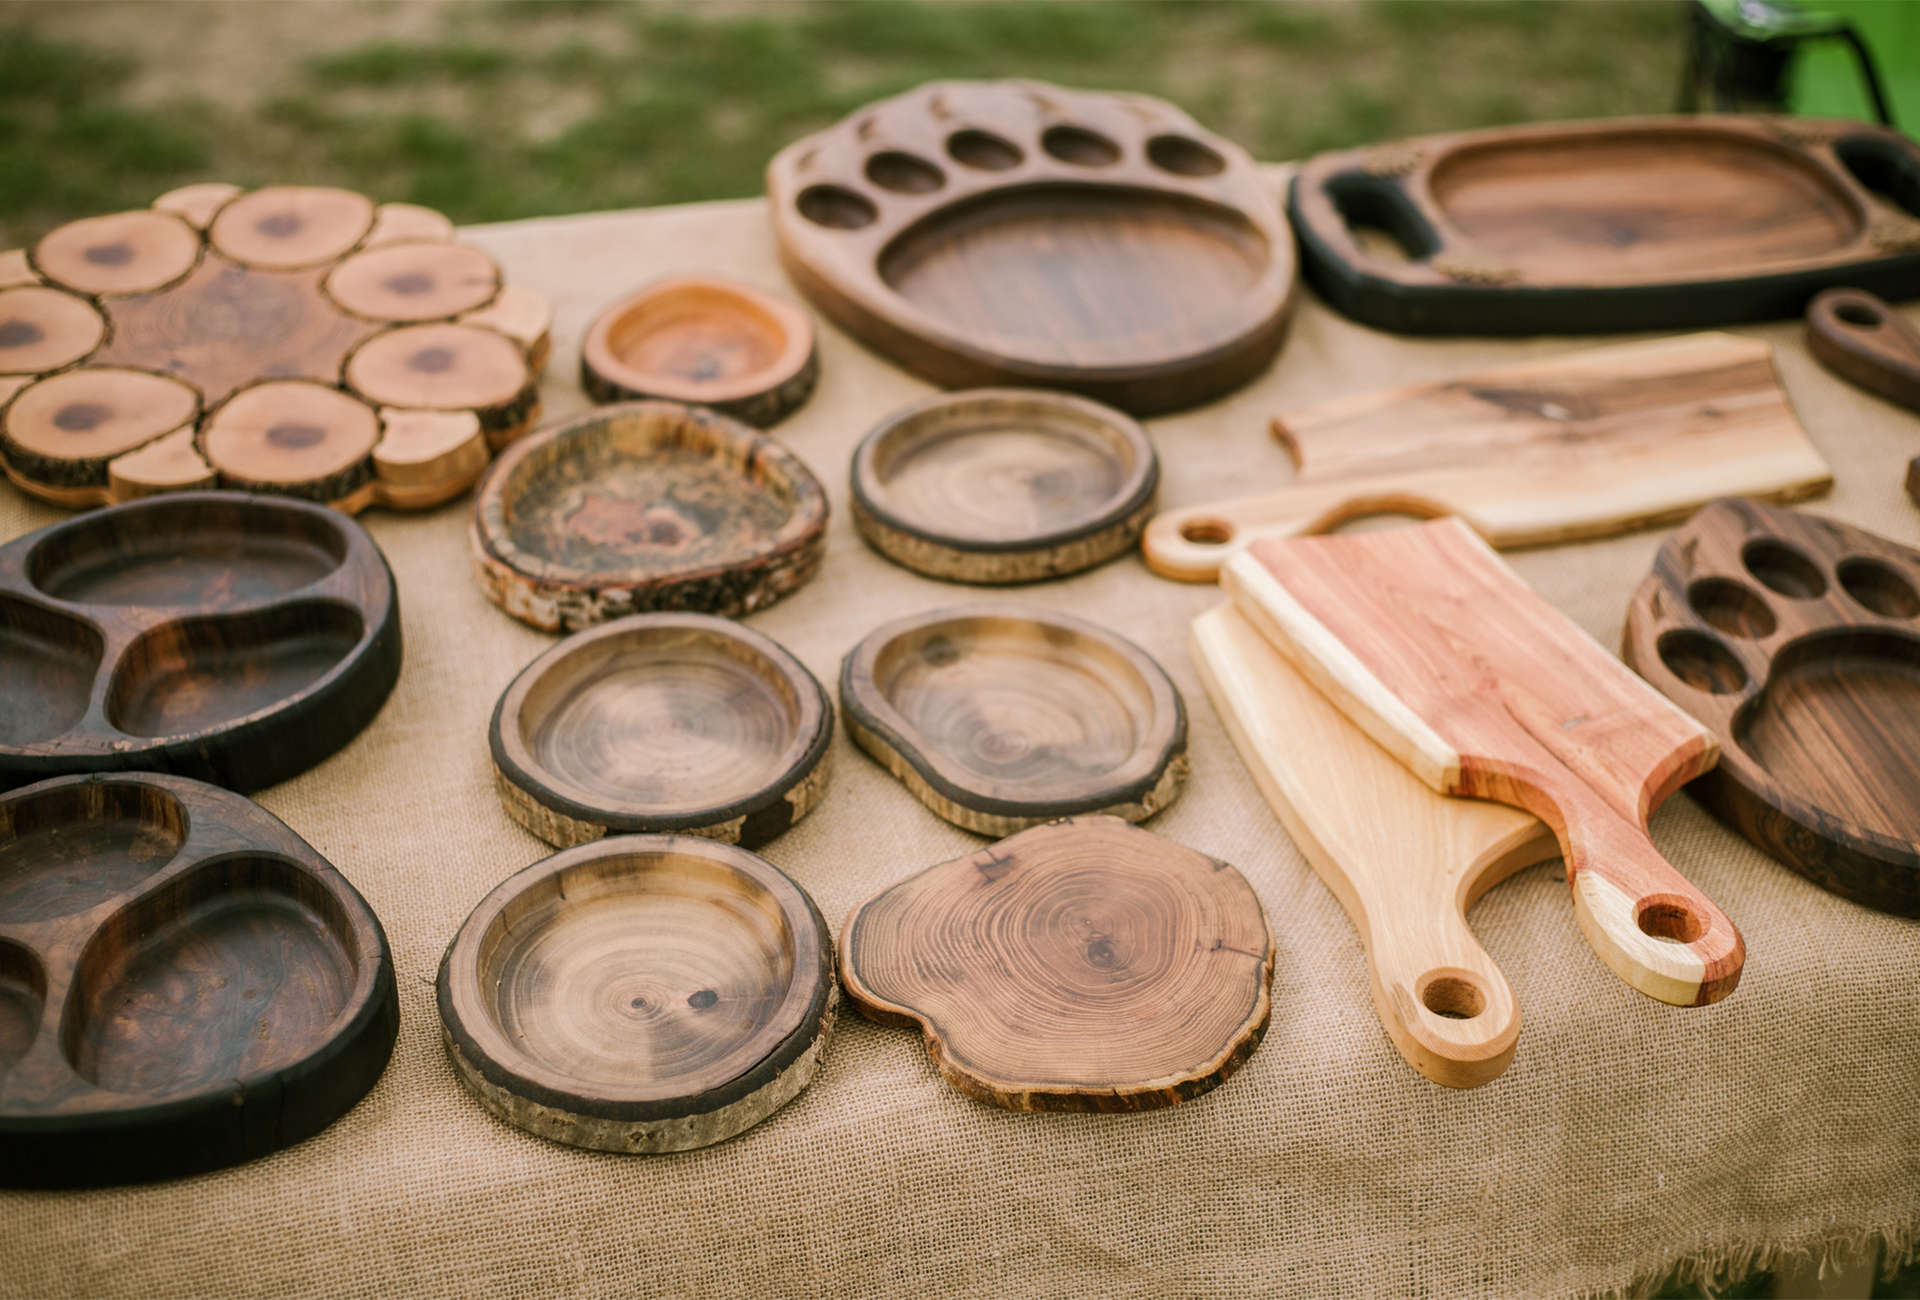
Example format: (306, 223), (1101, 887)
(581, 277), (818, 428)
(437, 834), (835, 1153)
(0, 771), (397, 1187)
(0, 182), (553, 512)
(0, 490), (401, 793)
(470, 401), (830, 632)
(766, 79), (1296, 416)
(492, 613), (833, 849)
(851, 388), (1157, 584)
(840, 815), (1271, 1112)
(839, 603), (1187, 835)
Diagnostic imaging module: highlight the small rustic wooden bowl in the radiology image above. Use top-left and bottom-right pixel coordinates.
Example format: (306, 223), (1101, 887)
(839, 603), (1187, 836)
(436, 834), (834, 1153)
(851, 389), (1158, 584)
(470, 401), (829, 632)
(491, 613), (833, 849)
(581, 277), (818, 429)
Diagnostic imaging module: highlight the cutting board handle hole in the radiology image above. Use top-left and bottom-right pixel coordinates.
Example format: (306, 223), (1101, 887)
(1417, 973), (1484, 1020)
(1635, 897), (1704, 945)
(1179, 519), (1233, 546)
(1743, 539), (1827, 599)
(1326, 173), (1440, 264)
(1834, 300), (1885, 329)
(1838, 557), (1920, 618)
(1657, 629), (1748, 695)
(1834, 136), (1920, 222)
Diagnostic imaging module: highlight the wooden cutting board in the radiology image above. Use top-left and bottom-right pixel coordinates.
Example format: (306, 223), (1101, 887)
(1145, 332), (1830, 582)
(1225, 518), (1745, 1006)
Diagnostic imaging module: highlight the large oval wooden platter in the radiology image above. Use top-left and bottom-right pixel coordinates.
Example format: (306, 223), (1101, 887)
(1291, 115), (1920, 334)
(437, 835), (834, 1153)
(0, 771), (397, 1187)
(1625, 497), (1920, 916)
(0, 491), (401, 793)
(768, 80), (1295, 415)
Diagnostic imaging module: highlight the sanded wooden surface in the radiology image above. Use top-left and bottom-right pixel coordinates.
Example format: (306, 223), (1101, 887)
(1805, 287), (1920, 414)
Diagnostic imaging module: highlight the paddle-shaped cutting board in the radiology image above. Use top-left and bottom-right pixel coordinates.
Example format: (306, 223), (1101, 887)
(1145, 333), (1831, 582)
(1225, 518), (1745, 1006)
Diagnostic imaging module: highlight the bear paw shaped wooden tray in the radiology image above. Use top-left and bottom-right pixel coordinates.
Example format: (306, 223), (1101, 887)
(0, 182), (552, 511)
(767, 80), (1295, 416)
(0, 772), (397, 1188)
(492, 613), (833, 850)
(471, 401), (829, 632)
(1625, 497), (1920, 916)
(437, 834), (834, 1153)
(840, 604), (1187, 836)
(0, 491), (400, 793)
(839, 815), (1272, 1112)
(1290, 115), (1920, 335)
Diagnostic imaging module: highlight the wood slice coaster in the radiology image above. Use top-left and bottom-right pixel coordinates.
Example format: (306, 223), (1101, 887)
(492, 613), (833, 849)
(471, 401), (830, 632)
(344, 321), (537, 451)
(2, 368), (200, 505)
(0, 491), (400, 793)
(839, 604), (1187, 836)
(32, 210), (200, 297)
(325, 242), (501, 323)
(0, 771), (397, 1187)
(1624, 497), (1920, 916)
(852, 389), (1157, 584)
(839, 815), (1271, 1112)
(582, 277), (818, 428)
(0, 285), (107, 375)
(767, 79), (1296, 415)
(437, 834), (834, 1153)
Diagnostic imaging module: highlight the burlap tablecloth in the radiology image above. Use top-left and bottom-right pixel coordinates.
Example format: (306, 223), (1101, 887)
(4, 181), (1919, 1300)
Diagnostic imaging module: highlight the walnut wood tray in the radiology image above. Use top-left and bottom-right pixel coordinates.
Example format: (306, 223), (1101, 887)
(0, 491), (400, 793)
(767, 80), (1295, 415)
(437, 834), (834, 1153)
(0, 771), (397, 1187)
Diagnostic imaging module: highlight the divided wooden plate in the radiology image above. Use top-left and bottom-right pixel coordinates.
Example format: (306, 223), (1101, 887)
(840, 604), (1186, 836)
(491, 613), (833, 850)
(767, 79), (1295, 415)
(0, 491), (400, 793)
(0, 772), (397, 1188)
(0, 182), (552, 511)
(1291, 115), (1920, 334)
(1625, 497), (1920, 916)
(1145, 333), (1832, 583)
(470, 401), (829, 632)
(437, 834), (834, 1153)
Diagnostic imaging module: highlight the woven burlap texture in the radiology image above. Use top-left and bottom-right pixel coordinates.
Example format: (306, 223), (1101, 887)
(3, 183), (1918, 1300)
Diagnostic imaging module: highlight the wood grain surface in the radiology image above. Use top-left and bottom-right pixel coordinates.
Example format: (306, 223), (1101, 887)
(0, 284), (107, 375)
(1805, 286), (1920, 413)
(199, 380), (380, 508)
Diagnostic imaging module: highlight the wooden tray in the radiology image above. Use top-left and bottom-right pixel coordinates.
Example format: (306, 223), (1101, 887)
(851, 389), (1157, 584)
(0, 491), (400, 792)
(0, 771), (397, 1187)
(437, 834), (834, 1153)
(1290, 115), (1920, 335)
(491, 613), (833, 850)
(1625, 497), (1920, 916)
(1806, 286), (1920, 410)
(0, 182), (552, 511)
(767, 80), (1295, 415)
(470, 401), (829, 632)
(1144, 333), (1832, 582)
(839, 815), (1271, 1111)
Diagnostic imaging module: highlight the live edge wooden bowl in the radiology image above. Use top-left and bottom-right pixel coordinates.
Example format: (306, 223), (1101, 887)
(437, 835), (835, 1153)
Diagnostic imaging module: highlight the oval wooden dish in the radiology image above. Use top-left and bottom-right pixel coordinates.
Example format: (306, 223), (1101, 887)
(0, 491), (400, 793)
(766, 80), (1295, 416)
(437, 835), (834, 1153)
(839, 604), (1186, 836)
(851, 389), (1157, 584)
(581, 277), (817, 428)
(491, 613), (833, 850)
(471, 401), (829, 632)
(0, 772), (397, 1188)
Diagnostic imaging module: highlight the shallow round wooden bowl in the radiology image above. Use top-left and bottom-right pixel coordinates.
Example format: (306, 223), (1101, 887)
(839, 604), (1188, 836)
(436, 835), (835, 1153)
(491, 613), (833, 850)
(581, 277), (818, 429)
(851, 389), (1158, 584)
(470, 401), (829, 632)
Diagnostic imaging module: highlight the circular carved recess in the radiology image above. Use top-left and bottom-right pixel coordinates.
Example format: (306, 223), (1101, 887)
(851, 388), (1158, 584)
(839, 815), (1272, 1112)
(839, 603), (1187, 835)
(346, 322), (537, 447)
(200, 381), (380, 507)
(325, 242), (501, 323)
(0, 286), (107, 375)
(209, 187), (375, 269)
(1, 368), (200, 503)
(437, 834), (835, 1154)
(491, 612), (833, 849)
(32, 210), (200, 297)
(471, 401), (830, 632)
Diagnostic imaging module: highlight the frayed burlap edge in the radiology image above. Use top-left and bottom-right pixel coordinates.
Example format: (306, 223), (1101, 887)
(1593, 1214), (1920, 1300)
